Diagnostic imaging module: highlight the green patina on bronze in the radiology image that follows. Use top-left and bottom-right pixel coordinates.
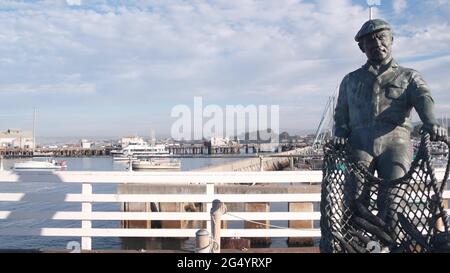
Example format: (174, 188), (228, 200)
(323, 19), (450, 253)
(354, 19), (391, 42)
(334, 18), (445, 181)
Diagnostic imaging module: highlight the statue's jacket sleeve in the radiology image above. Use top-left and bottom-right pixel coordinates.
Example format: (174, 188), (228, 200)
(334, 75), (351, 138)
(333, 60), (438, 137)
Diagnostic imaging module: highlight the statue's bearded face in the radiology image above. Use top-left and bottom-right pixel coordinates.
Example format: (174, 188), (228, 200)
(359, 29), (393, 63)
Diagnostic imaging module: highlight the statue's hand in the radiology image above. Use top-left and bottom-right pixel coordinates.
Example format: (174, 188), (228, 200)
(332, 136), (347, 147)
(422, 123), (448, 141)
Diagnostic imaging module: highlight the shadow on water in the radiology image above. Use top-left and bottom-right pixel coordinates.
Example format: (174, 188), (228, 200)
(0, 156), (121, 251)
(0, 168), (77, 251)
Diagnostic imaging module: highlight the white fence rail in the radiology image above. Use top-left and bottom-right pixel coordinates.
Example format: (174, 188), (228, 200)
(0, 170), (448, 251)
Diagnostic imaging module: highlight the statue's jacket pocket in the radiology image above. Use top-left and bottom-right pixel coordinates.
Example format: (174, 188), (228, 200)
(383, 80), (408, 106)
(377, 80), (409, 124)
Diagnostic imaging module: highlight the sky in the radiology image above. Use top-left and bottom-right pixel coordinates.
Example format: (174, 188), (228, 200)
(0, 0), (449, 139)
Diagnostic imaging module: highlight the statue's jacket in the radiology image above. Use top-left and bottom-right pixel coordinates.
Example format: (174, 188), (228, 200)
(334, 58), (438, 142)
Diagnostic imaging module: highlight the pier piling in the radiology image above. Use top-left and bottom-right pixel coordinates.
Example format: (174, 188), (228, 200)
(244, 202), (271, 247)
(287, 202), (315, 247)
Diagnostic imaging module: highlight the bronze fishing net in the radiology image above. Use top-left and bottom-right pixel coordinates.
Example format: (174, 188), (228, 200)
(320, 133), (450, 253)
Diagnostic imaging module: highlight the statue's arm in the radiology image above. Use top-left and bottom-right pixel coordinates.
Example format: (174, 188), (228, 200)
(410, 72), (437, 125)
(333, 76), (350, 139)
(410, 72), (447, 140)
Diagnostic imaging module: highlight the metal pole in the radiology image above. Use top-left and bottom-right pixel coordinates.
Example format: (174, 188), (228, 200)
(0, 156), (3, 171)
(33, 107), (36, 153)
(369, 6), (373, 20)
(259, 155), (264, 171)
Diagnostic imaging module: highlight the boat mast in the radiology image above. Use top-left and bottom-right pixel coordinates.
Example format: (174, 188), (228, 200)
(33, 107), (36, 153)
(150, 128), (156, 146)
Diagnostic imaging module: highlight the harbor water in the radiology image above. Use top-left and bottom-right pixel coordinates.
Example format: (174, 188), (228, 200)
(0, 156), (294, 250)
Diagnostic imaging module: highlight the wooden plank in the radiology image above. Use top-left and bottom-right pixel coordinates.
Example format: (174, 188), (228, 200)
(0, 169), (447, 184)
(0, 211), (320, 220)
(222, 247), (320, 253)
(0, 228), (322, 237)
(0, 247), (321, 253)
(0, 170), (323, 184)
(0, 193), (322, 203)
(1, 192), (446, 204)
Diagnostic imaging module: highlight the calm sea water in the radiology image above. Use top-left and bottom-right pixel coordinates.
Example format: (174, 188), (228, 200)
(0, 156), (278, 250)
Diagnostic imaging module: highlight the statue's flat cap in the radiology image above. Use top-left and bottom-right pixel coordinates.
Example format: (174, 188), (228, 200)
(355, 19), (391, 42)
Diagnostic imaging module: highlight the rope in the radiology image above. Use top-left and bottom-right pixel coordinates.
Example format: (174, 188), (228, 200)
(225, 211), (314, 231)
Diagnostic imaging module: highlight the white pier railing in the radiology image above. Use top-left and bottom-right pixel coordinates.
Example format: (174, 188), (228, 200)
(0, 170), (448, 251)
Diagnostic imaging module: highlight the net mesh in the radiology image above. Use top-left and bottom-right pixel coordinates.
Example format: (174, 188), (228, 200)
(320, 134), (450, 253)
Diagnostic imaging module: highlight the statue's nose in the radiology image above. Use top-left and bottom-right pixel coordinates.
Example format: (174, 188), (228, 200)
(374, 37), (383, 47)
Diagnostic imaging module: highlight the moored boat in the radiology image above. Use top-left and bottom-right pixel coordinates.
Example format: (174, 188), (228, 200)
(13, 159), (67, 171)
(131, 158), (181, 170)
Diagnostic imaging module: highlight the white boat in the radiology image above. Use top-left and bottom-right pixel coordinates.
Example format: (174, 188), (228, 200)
(113, 155), (138, 162)
(12, 108), (68, 171)
(113, 141), (170, 161)
(131, 158), (181, 170)
(13, 159), (67, 171)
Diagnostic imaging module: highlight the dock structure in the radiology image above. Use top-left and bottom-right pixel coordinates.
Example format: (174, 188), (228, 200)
(0, 142), (312, 158)
(0, 169), (448, 252)
(195, 146), (316, 172)
(0, 147), (112, 158)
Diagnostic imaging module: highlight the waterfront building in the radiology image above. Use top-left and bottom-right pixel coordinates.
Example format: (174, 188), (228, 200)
(0, 129), (33, 149)
(81, 139), (92, 149)
(120, 136), (145, 147)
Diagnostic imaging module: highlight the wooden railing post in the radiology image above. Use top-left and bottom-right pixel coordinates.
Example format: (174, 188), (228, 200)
(210, 199), (226, 253)
(81, 183), (92, 251)
(195, 229), (210, 253)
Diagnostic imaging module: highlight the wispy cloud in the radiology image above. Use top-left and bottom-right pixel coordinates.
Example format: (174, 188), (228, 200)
(393, 0), (407, 15)
(0, 83), (96, 94)
(66, 0), (82, 6)
(0, 1), (448, 136)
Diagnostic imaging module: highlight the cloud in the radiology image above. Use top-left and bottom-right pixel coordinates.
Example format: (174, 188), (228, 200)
(0, 83), (96, 95)
(393, 0), (407, 15)
(66, 0), (81, 6)
(0, 0), (448, 136)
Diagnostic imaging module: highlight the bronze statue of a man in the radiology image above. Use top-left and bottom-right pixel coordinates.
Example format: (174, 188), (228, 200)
(333, 18), (447, 182)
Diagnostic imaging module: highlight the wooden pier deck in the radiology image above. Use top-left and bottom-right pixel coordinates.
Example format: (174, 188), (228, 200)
(0, 247), (320, 253)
